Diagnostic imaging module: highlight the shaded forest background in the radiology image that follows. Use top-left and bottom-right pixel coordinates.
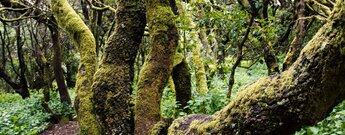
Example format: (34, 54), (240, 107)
(0, 0), (345, 134)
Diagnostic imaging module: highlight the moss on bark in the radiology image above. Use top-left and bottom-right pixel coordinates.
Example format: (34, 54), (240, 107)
(283, 0), (307, 71)
(50, 0), (100, 134)
(263, 43), (280, 75)
(91, 0), (146, 134)
(184, 3), (209, 95)
(135, 0), (178, 134)
(169, 1), (345, 134)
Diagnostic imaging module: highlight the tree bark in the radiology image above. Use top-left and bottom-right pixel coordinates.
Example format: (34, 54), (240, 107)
(172, 58), (191, 112)
(135, 0), (178, 134)
(228, 12), (254, 98)
(16, 22), (30, 99)
(182, 2), (209, 95)
(50, 0), (100, 134)
(283, 0), (307, 71)
(50, 26), (72, 105)
(263, 43), (280, 75)
(168, 1), (345, 134)
(92, 0), (146, 134)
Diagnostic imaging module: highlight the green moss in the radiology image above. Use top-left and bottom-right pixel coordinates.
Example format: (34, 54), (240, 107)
(173, 52), (184, 67)
(169, 1), (345, 134)
(135, 0), (178, 134)
(50, 0), (100, 134)
(182, 5), (209, 95)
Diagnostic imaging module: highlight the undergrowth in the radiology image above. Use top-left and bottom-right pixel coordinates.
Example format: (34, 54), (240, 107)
(0, 89), (75, 135)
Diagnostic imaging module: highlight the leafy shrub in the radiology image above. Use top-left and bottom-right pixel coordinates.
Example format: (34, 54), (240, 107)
(296, 100), (345, 135)
(0, 89), (75, 135)
(49, 91), (75, 118)
(187, 75), (229, 115)
(0, 93), (50, 135)
(161, 87), (183, 118)
(161, 63), (267, 117)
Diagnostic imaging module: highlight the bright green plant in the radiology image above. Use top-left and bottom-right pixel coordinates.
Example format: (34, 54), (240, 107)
(0, 93), (50, 135)
(0, 89), (75, 135)
(296, 100), (345, 135)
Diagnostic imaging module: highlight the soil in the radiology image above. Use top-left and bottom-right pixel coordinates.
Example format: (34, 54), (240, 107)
(39, 121), (79, 135)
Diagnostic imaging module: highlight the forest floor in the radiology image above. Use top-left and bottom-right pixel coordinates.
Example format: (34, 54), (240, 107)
(40, 121), (79, 135)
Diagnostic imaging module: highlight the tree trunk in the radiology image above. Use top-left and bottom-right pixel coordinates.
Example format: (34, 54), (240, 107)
(50, 26), (72, 105)
(16, 22), (30, 99)
(92, 0), (146, 134)
(50, 0), (100, 134)
(172, 58), (191, 112)
(135, 0), (178, 134)
(65, 44), (76, 88)
(283, 0), (307, 71)
(182, 2), (209, 95)
(168, 1), (345, 134)
(228, 12), (254, 98)
(263, 43), (280, 75)
(80, 0), (90, 21)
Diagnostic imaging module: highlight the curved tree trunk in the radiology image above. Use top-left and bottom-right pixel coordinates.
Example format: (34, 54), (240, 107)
(92, 0), (146, 134)
(228, 12), (254, 98)
(283, 0), (307, 71)
(50, 0), (100, 134)
(168, 1), (345, 134)
(135, 0), (178, 134)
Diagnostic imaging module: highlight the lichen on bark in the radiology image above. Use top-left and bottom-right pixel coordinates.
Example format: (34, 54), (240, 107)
(135, 0), (179, 134)
(50, 0), (100, 134)
(91, 0), (146, 134)
(183, 2), (209, 95)
(169, 1), (345, 134)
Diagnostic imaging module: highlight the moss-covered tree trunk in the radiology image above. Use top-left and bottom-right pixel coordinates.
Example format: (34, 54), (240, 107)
(184, 2), (209, 95)
(168, 1), (345, 134)
(263, 42), (280, 75)
(92, 0), (146, 134)
(50, 0), (100, 134)
(191, 35), (209, 95)
(283, 0), (307, 71)
(135, 0), (178, 134)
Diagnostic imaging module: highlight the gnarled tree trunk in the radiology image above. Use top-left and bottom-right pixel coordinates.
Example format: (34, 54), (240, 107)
(135, 0), (178, 134)
(168, 1), (345, 134)
(92, 0), (146, 134)
(50, 0), (100, 134)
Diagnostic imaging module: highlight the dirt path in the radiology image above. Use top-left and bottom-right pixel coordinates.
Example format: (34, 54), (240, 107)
(40, 121), (79, 135)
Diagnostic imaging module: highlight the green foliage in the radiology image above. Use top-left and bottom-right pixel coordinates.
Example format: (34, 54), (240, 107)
(49, 91), (75, 118)
(161, 87), (184, 118)
(295, 100), (345, 135)
(161, 62), (266, 117)
(0, 93), (50, 135)
(0, 90), (75, 135)
(187, 76), (228, 115)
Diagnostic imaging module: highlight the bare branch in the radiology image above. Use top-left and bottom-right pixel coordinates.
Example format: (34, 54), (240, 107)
(86, 0), (116, 13)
